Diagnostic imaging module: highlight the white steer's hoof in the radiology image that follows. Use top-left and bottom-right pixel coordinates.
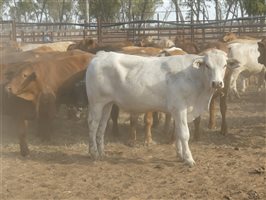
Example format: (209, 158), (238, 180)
(186, 159), (196, 167)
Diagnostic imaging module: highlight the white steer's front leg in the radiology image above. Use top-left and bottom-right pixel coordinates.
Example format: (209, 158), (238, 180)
(173, 109), (195, 167)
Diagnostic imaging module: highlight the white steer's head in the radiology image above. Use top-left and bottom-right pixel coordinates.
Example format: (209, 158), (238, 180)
(193, 49), (239, 89)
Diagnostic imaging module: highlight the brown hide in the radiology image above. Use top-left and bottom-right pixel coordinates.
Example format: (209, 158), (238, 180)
(67, 38), (134, 54)
(201, 41), (228, 54)
(67, 38), (98, 51)
(7, 52), (93, 103)
(174, 36), (199, 54)
(258, 37), (266, 67)
(4, 52), (94, 155)
(120, 46), (162, 56)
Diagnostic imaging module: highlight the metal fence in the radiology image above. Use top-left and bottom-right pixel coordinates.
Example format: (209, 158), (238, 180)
(1, 15), (266, 45)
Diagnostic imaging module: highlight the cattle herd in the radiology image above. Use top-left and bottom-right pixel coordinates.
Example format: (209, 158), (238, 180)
(0, 32), (265, 167)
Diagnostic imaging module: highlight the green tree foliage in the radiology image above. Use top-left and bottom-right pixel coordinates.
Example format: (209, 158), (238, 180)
(1, 0), (265, 23)
(129, 0), (163, 20)
(45, 0), (73, 22)
(7, 0), (35, 22)
(91, 0), (121, 22)
(242, 0), (266, 16)
(77, 0), (121, 23)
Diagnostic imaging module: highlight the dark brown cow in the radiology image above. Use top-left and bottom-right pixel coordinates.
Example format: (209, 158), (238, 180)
(5, 51), (94, 155)
(258, 37), (266, 67)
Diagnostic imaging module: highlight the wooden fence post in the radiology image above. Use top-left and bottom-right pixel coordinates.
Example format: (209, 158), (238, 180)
(190, 11), (194, 42)
(21, 30), (24, 42)
(32, 31), (35, 43)
(202, 10), (206, 44)
(97, 17), (102, 44)
(157, 13), (160, 40)
(83, 29), (86, 39)
(11, 20), (16, 41)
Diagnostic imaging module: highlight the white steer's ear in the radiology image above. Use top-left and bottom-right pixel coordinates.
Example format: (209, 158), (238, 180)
(227, 58), (240, 69)
(192, 56), (205, 69)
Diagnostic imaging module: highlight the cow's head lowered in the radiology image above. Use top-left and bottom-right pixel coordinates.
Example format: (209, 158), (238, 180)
(5, 63), (41, 102)
(193, 49), (239, 89)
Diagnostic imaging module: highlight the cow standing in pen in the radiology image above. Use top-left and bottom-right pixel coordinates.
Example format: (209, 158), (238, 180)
(85, 49), (239, 166)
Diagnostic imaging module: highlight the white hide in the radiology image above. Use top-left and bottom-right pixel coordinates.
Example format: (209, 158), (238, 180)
(85, 49), (232, 166)
(228, 42), (264, 97)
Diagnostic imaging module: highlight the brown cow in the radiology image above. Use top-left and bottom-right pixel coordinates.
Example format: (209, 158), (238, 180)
(68, 38), (134, 54)
(258, 37), (266, 67)
(0, 48), (54, 156)
(120, 46), (162, 56)
(1, 48), (92, 156)
(67, 38), (98, 51)
(5, 51), (94, 155)
(174, 36), (200, 54)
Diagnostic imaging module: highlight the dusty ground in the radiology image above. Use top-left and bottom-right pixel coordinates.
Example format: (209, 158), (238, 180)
(1, 86), (265, 200)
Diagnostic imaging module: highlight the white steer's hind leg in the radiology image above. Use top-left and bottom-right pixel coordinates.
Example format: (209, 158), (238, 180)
(173, 109), (195, 167)
(87, 104), (104, 160)
(96, 103), (113, 159)
(175, 138), (183, 160)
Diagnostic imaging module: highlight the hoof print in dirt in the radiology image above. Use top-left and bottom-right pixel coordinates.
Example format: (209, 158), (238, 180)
(247, 190), (260, 200)
(249, 167), (265, 175)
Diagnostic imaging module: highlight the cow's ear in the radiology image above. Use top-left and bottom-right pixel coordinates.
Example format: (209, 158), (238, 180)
(192, 57), (205, 69)
(227, 58), (240, 69)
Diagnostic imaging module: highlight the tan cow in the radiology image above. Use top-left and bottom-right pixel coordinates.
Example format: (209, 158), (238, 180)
(19, 41), (75, 52)
(138, 36), (175, 49)
(220, 32), (258, 43)
(67, 38), (134, 53)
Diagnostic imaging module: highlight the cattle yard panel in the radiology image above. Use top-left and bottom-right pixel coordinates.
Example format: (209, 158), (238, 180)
(0, 16), (265, 45)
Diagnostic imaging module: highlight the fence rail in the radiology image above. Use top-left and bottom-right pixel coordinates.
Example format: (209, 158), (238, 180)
(1, 16), (266, 45)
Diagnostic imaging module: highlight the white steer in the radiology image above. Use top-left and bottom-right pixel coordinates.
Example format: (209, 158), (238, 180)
(85, 49), (239, 166)
(228, 42), (265, 98)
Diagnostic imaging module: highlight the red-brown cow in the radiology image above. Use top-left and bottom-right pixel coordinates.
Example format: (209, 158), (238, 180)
(5, 51), (94, 156)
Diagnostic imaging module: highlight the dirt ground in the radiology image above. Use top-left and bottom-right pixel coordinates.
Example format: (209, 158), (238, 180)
(1, 86), (265, 200)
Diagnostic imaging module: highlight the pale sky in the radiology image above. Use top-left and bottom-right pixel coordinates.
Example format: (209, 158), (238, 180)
(156, 0), (242, 21)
